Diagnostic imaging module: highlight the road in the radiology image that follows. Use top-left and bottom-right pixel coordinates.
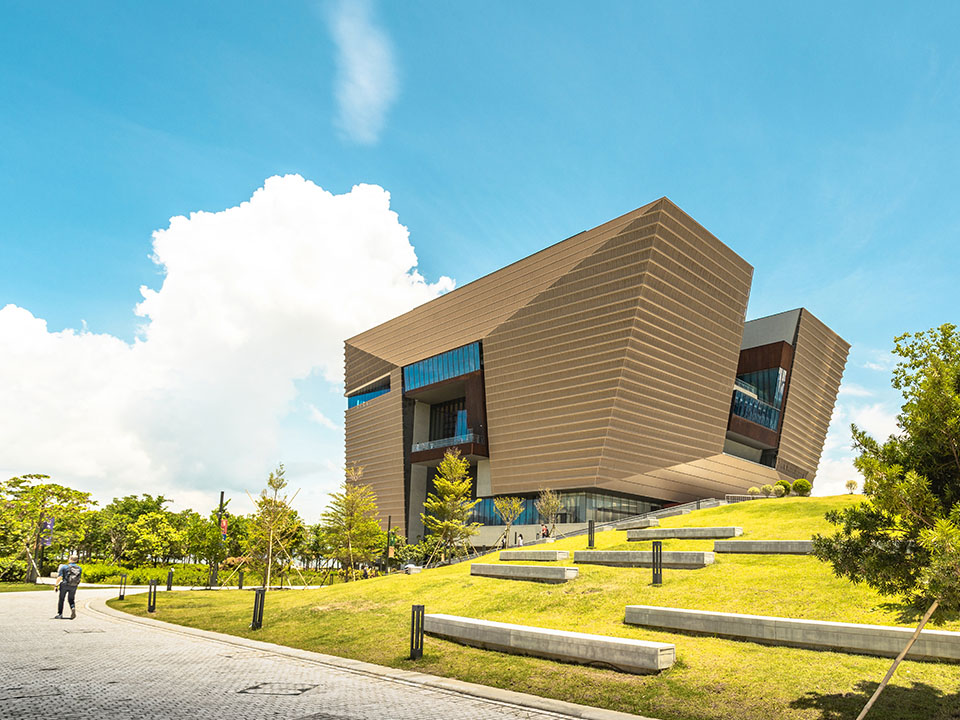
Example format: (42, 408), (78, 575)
(0, 588), (613, 720)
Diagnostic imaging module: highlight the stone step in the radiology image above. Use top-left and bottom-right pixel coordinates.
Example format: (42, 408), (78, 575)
(623, 605), (960, 661)
(614, 518), (660, 530)
(628, 527), (743, 541)
(424, 613), (675, 674)
(470, 563), (578, 583)
(499, 550), (570, 562)
(714, 540), (813, 554)
(574, 550), (714, 569)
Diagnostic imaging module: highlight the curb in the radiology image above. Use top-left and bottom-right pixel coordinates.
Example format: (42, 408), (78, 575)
(87, 596), (658, 720)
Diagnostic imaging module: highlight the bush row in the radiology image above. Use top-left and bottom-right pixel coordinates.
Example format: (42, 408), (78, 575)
(747, 478), (812, 498)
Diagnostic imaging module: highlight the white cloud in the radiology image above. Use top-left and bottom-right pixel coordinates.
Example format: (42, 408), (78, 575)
(307, 404), (339, 431)
(837, 382), (873, 397)
(813, 398), (900, 496)
(327, 0), (399, 144)
(0, 175), (453, 518)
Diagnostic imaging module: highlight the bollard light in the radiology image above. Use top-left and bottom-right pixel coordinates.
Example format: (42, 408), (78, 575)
(250, 587), (265, 630)
(147, 579), (158, 612)
(652, 540), (663, 586)
(409, 604), (425, 660)
(166, 568), (174, 592)
(588, 519), (595, 548)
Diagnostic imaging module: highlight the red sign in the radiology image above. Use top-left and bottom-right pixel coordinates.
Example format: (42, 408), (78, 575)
(220, 516), (228, 539)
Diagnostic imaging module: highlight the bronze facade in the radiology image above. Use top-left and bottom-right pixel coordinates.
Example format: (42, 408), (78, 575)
(344, 198), (849, 532)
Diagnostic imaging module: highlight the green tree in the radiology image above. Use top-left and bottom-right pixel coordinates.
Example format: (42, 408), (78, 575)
(845, 478), (859, 494)
(534, 487), (564, 537)
(99, 494), (171, 563)
(813, 324), (960, 719)
(421, 449), (481, 562)
(320, 466), (384, 581)
(775, 479), (792, 496)
(128, 511), (182, 566)
(493, 496), (524, 547)
(0, 475), (94, 582)
(249, 464), (303, 589)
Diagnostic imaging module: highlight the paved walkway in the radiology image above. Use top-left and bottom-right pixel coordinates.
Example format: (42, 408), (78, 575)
(0, 588), (648, 720)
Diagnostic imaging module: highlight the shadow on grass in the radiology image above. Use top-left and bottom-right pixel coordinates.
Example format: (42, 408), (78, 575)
(789, 679), (960, 720)
(874, 600), (960, 626)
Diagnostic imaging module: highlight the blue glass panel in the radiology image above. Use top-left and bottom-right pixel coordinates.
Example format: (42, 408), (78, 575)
(455, 410), (467, 436)
(731, 390), (780, 431)
(347, 387), (389, 408)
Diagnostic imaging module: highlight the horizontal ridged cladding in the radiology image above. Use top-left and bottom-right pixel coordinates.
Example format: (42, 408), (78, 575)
(777, 309), (849, 481)
(483, 213), (664, 495)
(596, 202), (753, 492)
(344, 344), (396, 394)
(344, 367), (405, 526)
(343, 202), (661, 369)
(615, 454), (792, 503)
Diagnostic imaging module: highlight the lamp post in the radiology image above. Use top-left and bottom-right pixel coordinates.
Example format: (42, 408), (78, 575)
(211, 491), (225, 587)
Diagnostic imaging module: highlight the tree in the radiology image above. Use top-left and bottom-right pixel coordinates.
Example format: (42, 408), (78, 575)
(320, 466), (384, 581)
(791, 478), (812, 497)
(99, 494), (171, 563)
(534, 488), (564, 537)
(128, 511), (182, 566)
(813, 323), (960, 719)
(845, 478), (859, 494)
(493, 496), (524, 547)
(0, 475), (94, 582)
(249, 464), (303, 589)
(421, 449), (481, 562)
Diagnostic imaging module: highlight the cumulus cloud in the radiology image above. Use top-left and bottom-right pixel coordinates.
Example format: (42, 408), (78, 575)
(812, 397), (900, 496)
(307, 404), (339, 431)
(0, 175), (453, 517)
(327, 0), (399, 144)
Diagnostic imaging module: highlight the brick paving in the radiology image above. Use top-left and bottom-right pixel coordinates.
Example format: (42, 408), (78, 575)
(0, 588), (576, 720)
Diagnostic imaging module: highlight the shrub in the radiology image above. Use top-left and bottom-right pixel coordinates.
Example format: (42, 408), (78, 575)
(773, 485), (786, 497)
(792, 478), (812, 497)
(747, 486), (761, 497)
(775, 479), (792, 495)
(760, 484), (774, 497)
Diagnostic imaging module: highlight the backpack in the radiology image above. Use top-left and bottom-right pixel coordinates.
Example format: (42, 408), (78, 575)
(63, 564), (82, 586)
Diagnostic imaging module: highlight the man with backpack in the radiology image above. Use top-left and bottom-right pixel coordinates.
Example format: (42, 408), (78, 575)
(55, 555), (82, 619)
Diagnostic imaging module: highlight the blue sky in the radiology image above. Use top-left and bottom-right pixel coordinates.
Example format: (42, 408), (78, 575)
(2, 1), (958, 518)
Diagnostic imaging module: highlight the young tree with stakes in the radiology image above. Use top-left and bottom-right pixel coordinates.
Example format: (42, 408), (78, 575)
(814, 324), (960, 719)
(493, 496), (524, 547)
(534, 488), (564, 538)
(421, 449), (481, 563)
(320, 466), (384, 581)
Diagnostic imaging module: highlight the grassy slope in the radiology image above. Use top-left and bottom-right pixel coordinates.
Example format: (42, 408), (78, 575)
(110, 496), (960, 720)
(0, 582), (52, 593)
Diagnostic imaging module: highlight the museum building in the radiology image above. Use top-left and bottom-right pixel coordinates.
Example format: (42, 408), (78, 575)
(343, 198), (849, 539)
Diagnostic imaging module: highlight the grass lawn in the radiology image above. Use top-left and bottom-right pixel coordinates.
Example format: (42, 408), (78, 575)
(0, 582), (54, 593)
(109, 496), (960, 720)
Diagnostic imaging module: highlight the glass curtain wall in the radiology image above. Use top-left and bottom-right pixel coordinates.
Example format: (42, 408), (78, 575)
(403, 342), (481, 391)
(470, 491), (659, 526)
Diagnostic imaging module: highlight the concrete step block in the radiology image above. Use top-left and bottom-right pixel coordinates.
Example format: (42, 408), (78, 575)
(714, 540), (813, 554)
(574, 550), (714, 569)
(623, 605), (960, 661)
(628, 527), (743, 541)
(471, 563), (578, 583)
(424, 613), (675, 674)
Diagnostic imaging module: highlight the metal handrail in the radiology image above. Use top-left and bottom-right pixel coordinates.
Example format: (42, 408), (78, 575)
(412, 433), (484, 453)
